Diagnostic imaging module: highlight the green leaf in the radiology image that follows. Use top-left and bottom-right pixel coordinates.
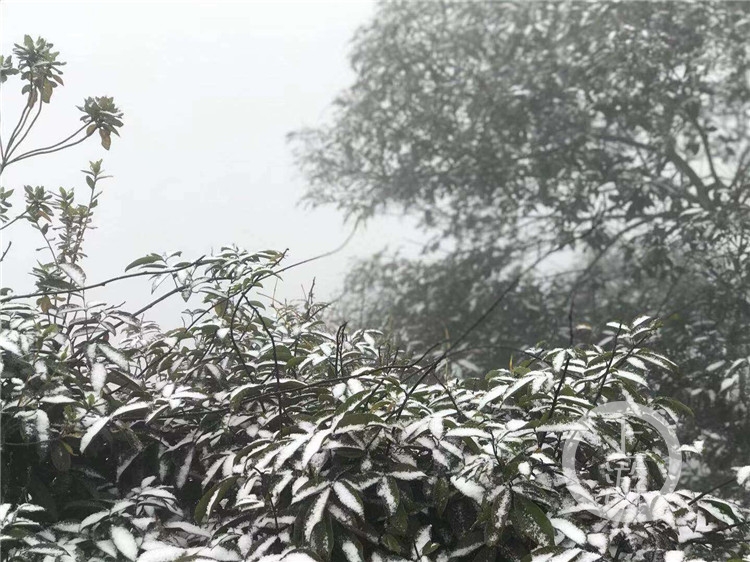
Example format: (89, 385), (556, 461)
(386, 502), (408, 536)
(50, 441), (71, 472)
(378, 476), (400, 516)
(41, 277), (77, 291)
(124, 253), (162, 271)
(511, 496), (554, 547)
(339, 537), (365, 562)
(58, 263), (86, 287)
(99, 128), (111, 150)
(194, 476), (239, 523)
(381, 534), (402, 554)
(433, 477), (450, 516)
(336, 413), (384, 430)
(653, 396), (694, 418)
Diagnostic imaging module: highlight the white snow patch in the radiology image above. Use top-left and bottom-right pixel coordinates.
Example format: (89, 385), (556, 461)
(340, 539), (362, 562)
(333, 482), (363, 517)
(111, 526), (138, 561)
(91, 363), (107, 395)
(136, 545), (185, 562)
(550, 518), (586, 545)
(450, 476), (485, 503)
(304, 489), (330, 540)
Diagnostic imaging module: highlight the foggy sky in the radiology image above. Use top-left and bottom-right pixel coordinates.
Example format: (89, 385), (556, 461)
(1, 0), (419, 326)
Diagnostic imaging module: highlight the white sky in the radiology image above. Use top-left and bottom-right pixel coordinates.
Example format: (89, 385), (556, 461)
(1, 0), (419, 325)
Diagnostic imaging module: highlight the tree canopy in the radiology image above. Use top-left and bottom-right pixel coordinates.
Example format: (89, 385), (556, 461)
(291, 1), (750, 494)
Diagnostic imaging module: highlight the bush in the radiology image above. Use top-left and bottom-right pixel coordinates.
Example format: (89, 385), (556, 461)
(1, 256), (749, 561)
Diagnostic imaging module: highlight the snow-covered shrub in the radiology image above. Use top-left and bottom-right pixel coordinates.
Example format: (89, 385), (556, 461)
(1, 250), (748, 561)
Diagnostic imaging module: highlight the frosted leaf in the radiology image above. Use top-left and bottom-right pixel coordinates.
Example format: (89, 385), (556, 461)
(16, 503), (45, 514)
(162, 521), (210, 537)
(275, 432), (312, 469)
(111, 526), (138, 561)
(136, 545), (186, 562)
(202, 456), (225, 489)
(332, 383), (347, 400)
(733, 465), (750, 489)
(0, 504), (11, 523)
(506, 419), (529, 431)
(504, 375), (537, 400)
(549, 548), (581, 562)
(79, 510), (109, 530)
(283, 553), (320, 562)
(518, 462), (531, 476)
(625, 357), (647, 371)
(377, 477), (399, 515)
(238, 534), (252, 556)
(576, 554), (602, 562)
(587, 533), (607, 553)
(35, 410), (49, 446)
(552, 351), (566, 373)
(632, 315), (651, 328)
(140, 488), (176, 501)
(246, 535), (277, 561)
(720, 375), (738, 392)
(477, 383), (508, 411)
(302, 429), (332, 467)
(389, 466), (426, 481)
(449, 539), (483, 558)
(176, 448), (194, 489)
(535, 423), (587, 433)
(415, 525), (431, 553)
(450, 476), (485, 503)
(432, 448), (450, 467)
(111, 402), (149, 419)
(429, 417), (444, 439)
(271, 472), (295, 503)
(96, 540), (118, 559)
(402, 418), (430, 441)
(110, 500), (135, 514)
(440, 440), (464, 460)
(633, 455), (649, 493)
(340, 539), (363, 562)
(304, 488), (330, 540)
(58, 263), (86, 287)
(40, 395), (76, 404)
(550, 518), (586, 545)
(91, 363), (107, 396)
(701, 499), (740, 527)
(706, 360), (725, 373)
(98, 343), (130, 370)
(26, 546), (67, 556)
(292, 481), (329, 505)
(80, 416), (109, 453)
(195, 545), (241, 560)
(615, 370), (648, 387)
(0, 334), (21, 355)
(444, 427), (491, 439)
(333, 481), (364, 517)
(328, 503), (356, 527)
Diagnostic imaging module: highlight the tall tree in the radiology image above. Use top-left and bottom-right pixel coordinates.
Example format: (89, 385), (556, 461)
(291, 1), (750, 491)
